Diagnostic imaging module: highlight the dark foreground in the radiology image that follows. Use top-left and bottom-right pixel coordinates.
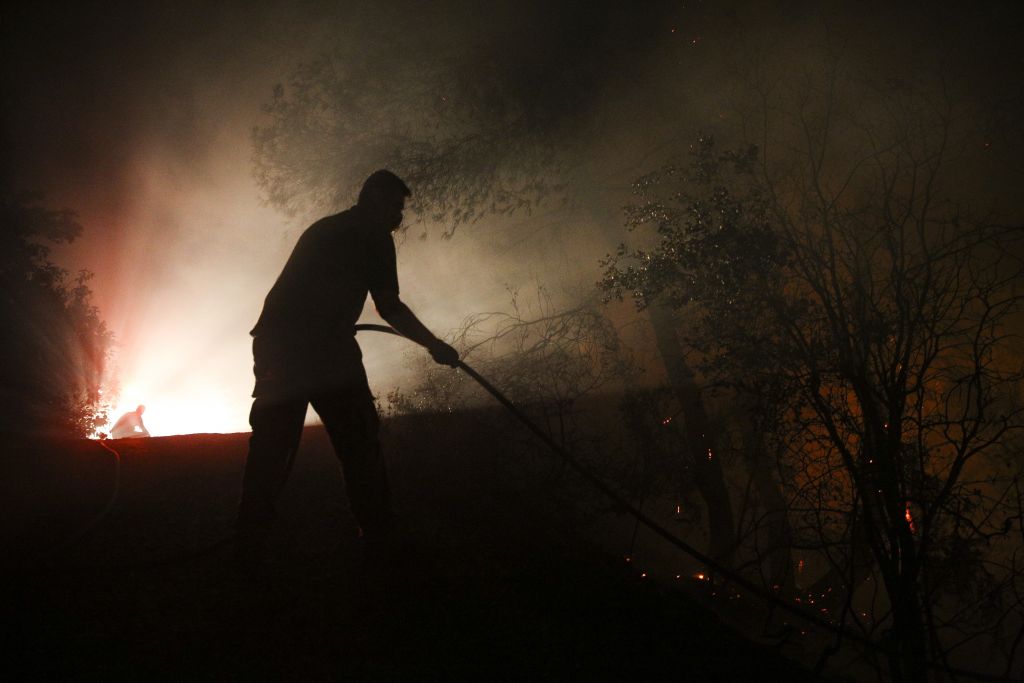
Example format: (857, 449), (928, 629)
(3, 414), (825, 681)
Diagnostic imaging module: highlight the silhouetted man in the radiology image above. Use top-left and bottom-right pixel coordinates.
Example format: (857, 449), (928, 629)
(234, 170), (458, 569)
(110, 404), (150, 439)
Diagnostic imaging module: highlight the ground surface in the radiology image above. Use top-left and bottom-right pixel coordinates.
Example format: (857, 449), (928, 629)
(3, 418), (828, 681)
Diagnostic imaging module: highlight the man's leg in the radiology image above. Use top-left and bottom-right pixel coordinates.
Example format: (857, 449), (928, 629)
(311, 391), (394, 539)
(234, 396), (307, 564)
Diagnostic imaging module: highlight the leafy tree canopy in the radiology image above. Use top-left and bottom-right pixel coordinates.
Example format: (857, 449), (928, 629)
(0, 192), (113, 438)
(252, 1), (677, 233)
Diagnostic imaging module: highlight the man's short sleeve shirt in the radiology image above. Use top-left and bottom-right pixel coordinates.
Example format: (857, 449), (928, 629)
(252, 205), (398, 350)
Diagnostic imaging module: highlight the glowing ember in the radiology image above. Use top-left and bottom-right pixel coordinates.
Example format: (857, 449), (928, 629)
(905, 503), (916, 533)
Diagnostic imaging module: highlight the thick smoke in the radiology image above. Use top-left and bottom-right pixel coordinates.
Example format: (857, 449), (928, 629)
(2, 1), (1020, 434)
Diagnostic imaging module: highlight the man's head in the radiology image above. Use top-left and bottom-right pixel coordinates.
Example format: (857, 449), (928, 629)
(358, 170), (411, 231)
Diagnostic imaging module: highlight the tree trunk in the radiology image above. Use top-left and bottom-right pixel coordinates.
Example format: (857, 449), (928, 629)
(887, 576), (928, 683)
(741, 425), (796, 596)
(648, 302), (737, 567)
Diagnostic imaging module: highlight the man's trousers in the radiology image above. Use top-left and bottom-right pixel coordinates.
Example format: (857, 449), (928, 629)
(235, 389), (394, 544)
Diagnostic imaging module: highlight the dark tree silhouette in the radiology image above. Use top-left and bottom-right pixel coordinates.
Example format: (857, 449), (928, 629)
(0, 192), (113, 438)
(601, 103), (1024, 683)
(251, 2), (675, 234)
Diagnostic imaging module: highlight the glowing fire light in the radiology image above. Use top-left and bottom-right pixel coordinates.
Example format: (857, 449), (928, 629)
(96, 291), (258, 437)
(905, 503), (916, 534)
(104, 379), (249, 437)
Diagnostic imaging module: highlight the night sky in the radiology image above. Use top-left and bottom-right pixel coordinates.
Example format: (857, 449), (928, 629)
(2, 1), (1021, 435)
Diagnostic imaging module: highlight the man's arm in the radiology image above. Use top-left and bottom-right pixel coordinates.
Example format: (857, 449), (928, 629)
(372, 290), (459, 366)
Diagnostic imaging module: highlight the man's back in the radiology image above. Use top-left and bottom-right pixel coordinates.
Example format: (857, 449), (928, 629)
(110, 409), (149, 439)
(252, 205), (398, 345)
(249, 205), (399, 399)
